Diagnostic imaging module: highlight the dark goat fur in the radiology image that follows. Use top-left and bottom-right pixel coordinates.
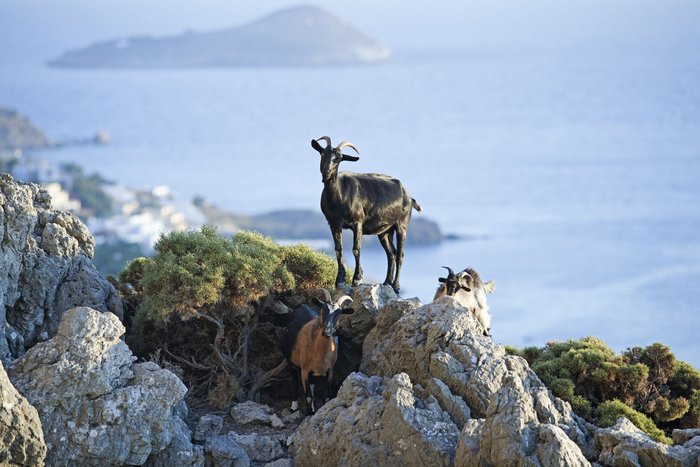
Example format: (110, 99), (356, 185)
(279, 292), (353, 414)
(312, 136), (422, 292)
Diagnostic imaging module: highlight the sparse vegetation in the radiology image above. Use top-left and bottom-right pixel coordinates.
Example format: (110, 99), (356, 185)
(508, 337), (700, 442)
(115, 226), (341, 407)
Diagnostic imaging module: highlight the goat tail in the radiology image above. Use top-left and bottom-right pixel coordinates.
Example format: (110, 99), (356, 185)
(412, 198), (423, 212)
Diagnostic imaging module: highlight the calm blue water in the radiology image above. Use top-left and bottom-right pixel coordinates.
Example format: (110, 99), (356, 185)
(1, 47), (699, 365)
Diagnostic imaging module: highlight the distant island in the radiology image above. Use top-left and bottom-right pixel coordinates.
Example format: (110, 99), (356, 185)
(48, 5), (391, 69)
(0, 107), (50, 150)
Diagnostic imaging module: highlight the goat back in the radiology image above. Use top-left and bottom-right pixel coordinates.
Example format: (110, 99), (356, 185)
(279, 305), (319, 361)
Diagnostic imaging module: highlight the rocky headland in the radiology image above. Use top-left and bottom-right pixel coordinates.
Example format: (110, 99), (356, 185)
(2, 174), (700, 466)
(49, 5), (391, 69)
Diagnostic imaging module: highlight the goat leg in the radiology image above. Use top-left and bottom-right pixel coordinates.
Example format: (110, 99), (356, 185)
(393, 225), (406, 293)
(378, 230), (396, 286)
(351, 223), (363, 286)
(289, 365), (301, 412)
(331, 227), (346, 288)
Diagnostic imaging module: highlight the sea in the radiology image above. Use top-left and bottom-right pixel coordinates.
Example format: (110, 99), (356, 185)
(1, 46), (699, 366)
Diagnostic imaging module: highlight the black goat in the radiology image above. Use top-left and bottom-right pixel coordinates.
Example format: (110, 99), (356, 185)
(279, 289), (354, 414)
(311, 136), (422, 292)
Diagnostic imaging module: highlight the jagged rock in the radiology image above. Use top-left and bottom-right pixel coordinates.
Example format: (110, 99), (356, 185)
(360, 295), (595, 464)
(230, 400), (275, 426)
(146, 415), (205, 467)
(292, 372), (460, 466)
(205, 433), (251, 467)
(338, 284), (402, 346)
(194, 414), (224, 443)
(456, 372), (590, 466)
(231, 432), (286, 463)
(7, 307), (187, 466)
(0, 360), (46, 465)
(674, 428), (700, 445)
(0, 174), (122, 363)
(595, 418), (700, 467)
(264, 459), (293, 467)
(270, 413), (285, 429)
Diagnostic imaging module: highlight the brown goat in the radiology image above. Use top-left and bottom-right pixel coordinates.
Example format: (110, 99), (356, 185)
(279, 289), (354, 414)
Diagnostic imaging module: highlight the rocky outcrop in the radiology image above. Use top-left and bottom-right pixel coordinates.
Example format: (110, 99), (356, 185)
(292, 372), (461, 466)
(351, 294), (594, 465)
(595, 418), (700, 467)
(339, 284), (408, 347)
(0, 360), (46, 466)
(7, 307), (188, 466)
(0, 174), (122, 363)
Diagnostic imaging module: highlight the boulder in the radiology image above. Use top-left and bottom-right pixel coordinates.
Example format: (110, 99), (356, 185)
(231, 432), (286, 463)
(0, 360), (46, 465)
(230, 400), (275, 426)
(194, 414), (224, 443)
(146, 415), (205, 467)
(0, 174), (122, 363)
(292, 372), (460, 466)
(595, 418), (700, 467)
(360, 295), (595, 464)
(8, 307), (188, 466)
(339, 284), (403, 346)
(673, 428), (700, 446)
(205, 433), (251, 467)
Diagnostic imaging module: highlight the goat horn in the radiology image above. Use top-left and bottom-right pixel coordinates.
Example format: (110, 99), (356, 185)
(318, 288), (333, 304)
(316, 136), (332, 148)
(442, 266), (455, 277)
(336, 141), (360, 154)
(335, 295), (353, 308)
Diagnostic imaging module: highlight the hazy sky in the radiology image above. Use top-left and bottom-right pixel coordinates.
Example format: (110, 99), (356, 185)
(2, 0), (700, 65)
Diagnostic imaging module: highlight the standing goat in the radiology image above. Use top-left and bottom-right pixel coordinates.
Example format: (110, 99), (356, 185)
(433, 266), (496, 336)
(311, 136), (422, 292)
(279, 289), (354, 414)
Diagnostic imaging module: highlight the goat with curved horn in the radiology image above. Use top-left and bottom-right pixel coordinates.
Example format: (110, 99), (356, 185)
(310, 136), (422, 292)
(316, 136), (332, 148)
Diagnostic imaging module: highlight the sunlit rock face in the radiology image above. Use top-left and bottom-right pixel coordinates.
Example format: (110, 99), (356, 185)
(8, 307), (189, 466)
(0, 174), (122, 363)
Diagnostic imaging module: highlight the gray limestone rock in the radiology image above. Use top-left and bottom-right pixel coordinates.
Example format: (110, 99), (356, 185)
(0, 360), (46, 466)
(230, 400), (275, 426)
(0, 174), (122, 363)
(360, 295), (595, 465)
(7, 307), (187, 466)
(194, 414), (224, 443)
(291, 372), (460, 466)
(338, 283), (402, 346)
(206, 433), (251, 467)
(231, 432), (286, 463)
(595, 418), (700, 467)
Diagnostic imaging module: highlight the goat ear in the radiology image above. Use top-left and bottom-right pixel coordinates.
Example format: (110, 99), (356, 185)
(438, 277), (447, 283)
(460, 285), (472, 292)
(341, 307), (354, 315)
(483, 280), (495, 294)
(341, 154), (359, 162)
(311, 139), (323, 154)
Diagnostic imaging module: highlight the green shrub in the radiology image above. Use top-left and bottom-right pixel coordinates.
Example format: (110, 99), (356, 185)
(514, 337), (700, 441)
(117, 227), (344, 403)
(282, 243), (337, 292)
(596, 400), (672, 445)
